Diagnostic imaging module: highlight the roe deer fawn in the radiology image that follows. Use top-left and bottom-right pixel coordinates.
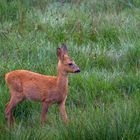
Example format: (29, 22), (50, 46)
(5, 44), (80, 127)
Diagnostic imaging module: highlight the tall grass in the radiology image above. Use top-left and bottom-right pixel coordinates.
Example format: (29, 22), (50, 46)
(0, 0), (140, 139)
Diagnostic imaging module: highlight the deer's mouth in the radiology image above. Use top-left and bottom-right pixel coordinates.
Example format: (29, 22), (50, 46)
(74, 69), (80, 73)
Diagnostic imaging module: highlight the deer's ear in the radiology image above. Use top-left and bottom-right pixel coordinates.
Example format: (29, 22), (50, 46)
(57, 47), (62, 60)
(61, 44), (68, 54)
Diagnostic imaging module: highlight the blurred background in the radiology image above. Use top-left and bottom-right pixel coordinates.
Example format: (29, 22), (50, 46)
(0, 0), (140, 139)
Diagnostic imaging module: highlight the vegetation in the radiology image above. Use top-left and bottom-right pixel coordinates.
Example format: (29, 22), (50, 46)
(0, 0), (140, 139)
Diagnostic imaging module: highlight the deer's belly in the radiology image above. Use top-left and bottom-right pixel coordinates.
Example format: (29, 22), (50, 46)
(23, 83), (42, 101)
(45, 90), (64, 103)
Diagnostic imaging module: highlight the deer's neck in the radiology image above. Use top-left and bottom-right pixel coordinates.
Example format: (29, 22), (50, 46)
(57, 71), (68, 95)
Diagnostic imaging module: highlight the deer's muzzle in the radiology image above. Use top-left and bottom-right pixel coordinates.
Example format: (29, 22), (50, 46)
(74, 68), (80, 73)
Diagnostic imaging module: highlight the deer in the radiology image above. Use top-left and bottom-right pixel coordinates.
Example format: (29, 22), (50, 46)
(5, 44), (80, 127)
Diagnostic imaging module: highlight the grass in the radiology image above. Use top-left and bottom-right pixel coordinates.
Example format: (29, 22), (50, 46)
(0, 0), (140, 139)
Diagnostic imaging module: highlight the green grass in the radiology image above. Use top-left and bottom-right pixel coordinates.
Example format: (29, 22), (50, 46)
(0, 0), (140, 139)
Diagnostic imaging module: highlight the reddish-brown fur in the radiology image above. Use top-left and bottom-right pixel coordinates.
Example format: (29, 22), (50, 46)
(5, 44), (80, 127)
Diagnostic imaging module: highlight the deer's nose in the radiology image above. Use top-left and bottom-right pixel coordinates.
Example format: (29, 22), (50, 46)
(74, 68), (80, 73)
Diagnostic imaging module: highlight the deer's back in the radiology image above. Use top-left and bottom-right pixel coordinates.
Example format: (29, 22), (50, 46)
(5, 70), (58, 101)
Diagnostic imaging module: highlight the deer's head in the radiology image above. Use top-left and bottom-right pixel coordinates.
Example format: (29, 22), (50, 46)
(57, 44), (80, 74)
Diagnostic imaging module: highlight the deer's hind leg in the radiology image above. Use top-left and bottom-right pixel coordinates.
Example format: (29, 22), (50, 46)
(5, 92), (24, 127)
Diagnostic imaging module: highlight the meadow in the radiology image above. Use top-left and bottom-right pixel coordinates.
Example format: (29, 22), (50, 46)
(0, 0), (140, 139)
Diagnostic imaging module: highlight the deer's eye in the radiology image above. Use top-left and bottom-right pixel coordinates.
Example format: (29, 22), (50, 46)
(68, 63), (73, 66)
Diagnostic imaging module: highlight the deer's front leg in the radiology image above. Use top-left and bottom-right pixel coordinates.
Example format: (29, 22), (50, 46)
(59, 98), (68, 124)
(41, 102), (49, 125)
